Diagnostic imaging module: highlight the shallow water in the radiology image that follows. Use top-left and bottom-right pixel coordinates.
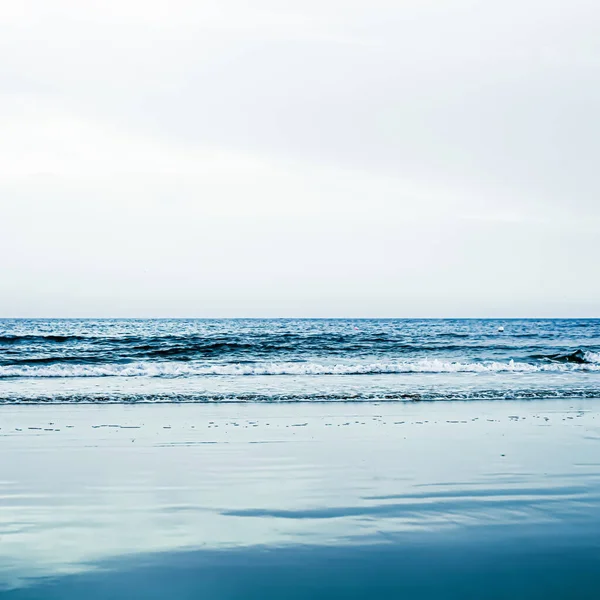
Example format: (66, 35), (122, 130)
(1, 399), (600, 598)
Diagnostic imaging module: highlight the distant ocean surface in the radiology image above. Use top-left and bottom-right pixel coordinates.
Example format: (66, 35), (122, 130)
(1, 319), (599, 404)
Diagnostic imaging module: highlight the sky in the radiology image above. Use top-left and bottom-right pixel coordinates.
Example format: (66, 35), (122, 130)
(1, 0), (599, 318)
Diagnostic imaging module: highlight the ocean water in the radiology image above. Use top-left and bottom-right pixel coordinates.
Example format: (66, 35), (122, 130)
(2, 320), (600, 598)
(1, 318), (600, 404)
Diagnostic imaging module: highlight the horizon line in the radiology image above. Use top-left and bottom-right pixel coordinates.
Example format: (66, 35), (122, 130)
(1, 316), (599, 321)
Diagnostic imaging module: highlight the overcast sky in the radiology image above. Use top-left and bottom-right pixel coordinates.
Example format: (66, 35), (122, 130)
(1, 0), (599, 317)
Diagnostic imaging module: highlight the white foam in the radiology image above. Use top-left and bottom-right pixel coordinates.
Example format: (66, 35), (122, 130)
(584, 351), (600, 364)
(1, 359), (599, 378)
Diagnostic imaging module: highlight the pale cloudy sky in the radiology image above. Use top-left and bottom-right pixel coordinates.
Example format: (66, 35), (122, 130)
(1, 0), (599, 317)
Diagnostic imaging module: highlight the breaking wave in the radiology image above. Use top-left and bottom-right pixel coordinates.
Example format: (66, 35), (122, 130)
(533, 350), (600, 364)
(1, 358), (600, 378)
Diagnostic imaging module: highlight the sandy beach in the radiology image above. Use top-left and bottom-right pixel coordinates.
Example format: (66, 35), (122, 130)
(2, 398), (600, 598)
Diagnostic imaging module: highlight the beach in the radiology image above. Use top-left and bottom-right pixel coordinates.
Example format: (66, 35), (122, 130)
(3, 0), (599, 593)
(2, 398), (600, 598)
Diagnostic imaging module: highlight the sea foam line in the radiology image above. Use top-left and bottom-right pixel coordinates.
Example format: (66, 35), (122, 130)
(1, 359), (600, 378)
(2, 388), (600, 404)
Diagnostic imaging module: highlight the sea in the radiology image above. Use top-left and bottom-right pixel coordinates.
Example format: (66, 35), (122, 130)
(2, 319), (600, 598)
(1, 318), (599, 404)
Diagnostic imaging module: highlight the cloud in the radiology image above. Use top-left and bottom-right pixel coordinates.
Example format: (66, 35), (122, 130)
(0, 0), (598, 315)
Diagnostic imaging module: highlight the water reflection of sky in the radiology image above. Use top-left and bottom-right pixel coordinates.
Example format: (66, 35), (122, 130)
(2, 400), (600, 596)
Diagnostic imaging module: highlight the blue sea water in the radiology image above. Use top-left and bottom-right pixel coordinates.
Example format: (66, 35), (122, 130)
(1, 318), (599, 403)
(2, 320), (600, 598)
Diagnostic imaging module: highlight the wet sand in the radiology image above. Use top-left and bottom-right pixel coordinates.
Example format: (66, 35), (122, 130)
(2, 399), (600, 598)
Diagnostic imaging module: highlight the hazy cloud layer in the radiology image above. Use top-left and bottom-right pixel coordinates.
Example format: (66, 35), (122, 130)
(1, 1), (599, 316)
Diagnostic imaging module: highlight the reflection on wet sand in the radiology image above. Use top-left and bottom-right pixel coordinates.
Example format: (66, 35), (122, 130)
(1, 399), (600, 598)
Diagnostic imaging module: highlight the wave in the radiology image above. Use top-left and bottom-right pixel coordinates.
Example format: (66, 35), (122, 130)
(0, 334), (486, 354)
(533, 350), (600, 364)
(2, 388), (600, 404)
(0, 343), (522, 366)
(3, 331), (600, 370)
(1, 358), (600, 378)
(0, 334), (84, 344)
